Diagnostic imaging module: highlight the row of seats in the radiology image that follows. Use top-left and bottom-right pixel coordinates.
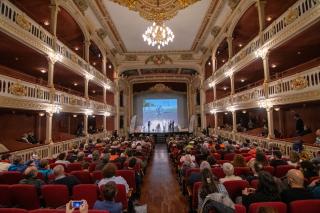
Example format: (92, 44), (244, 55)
(0, 209), (108, 213)
(210, 200), (320, 213)
(0, 184), (128, 210)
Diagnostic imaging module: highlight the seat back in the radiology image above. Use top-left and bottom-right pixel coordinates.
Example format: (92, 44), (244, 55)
(29, 210), (65, 213)
(223, 180), (249, 201)
(49, 163), (67, 172)
(250, 179), (259, 189)
(115, 184), (128, 210)
(211, 167), (225, 179)
(262, 166), (275, 175)
(274, 165), (295, 178)
(116, 170), (136, 191)
(91, 171), (103, 183)
(73, 184), (99, 209)
(217, 160), (230, 165)
(0, 184), (12, 207)
(89, 163), (97, 172)
(213, 153), (221, 160)
(41, 185), (69, 208)
(70, 171), (93, 184)
(234, 167), (251, 176)
(224, 153), (235, 161)
(235, 204), (246, 213)
(0, 171), (23, 184)
(67, 163), (82, 172)
(290, 200), (320, 213)
(249, 202), (287, 213)
(11, 184), (40, 210)
(0, 208), (28, 213)
(185, 168), (200, 179)
(192, 182), (202, 210)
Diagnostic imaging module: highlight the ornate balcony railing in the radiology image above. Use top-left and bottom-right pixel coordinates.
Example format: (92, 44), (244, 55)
(0, 0), (113, 90)
(205, 0), (320, 89)
(232, 85), (265, 105)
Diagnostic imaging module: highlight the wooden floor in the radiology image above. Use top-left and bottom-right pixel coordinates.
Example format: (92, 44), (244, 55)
(140, 144), (189, 213)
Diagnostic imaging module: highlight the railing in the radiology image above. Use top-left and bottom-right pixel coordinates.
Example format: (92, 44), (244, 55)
(216, 129), (320, 158)
(0, 0), (53, 48)
(0, 74), (51, 103)
(268, 65), (320, 98)
(54, 90), (87, 107)
(263, 0), (320, 44)
(0, 0), (114, 89)
(212, 96), (232, 109)
(233, 85), (265, 104)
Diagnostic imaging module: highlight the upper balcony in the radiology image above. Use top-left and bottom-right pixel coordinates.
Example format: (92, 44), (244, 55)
(0, 0), (114, 91)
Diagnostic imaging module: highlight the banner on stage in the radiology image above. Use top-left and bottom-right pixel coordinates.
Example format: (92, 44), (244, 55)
(189, 115), (196, 133)
(129, 115), (137, 134)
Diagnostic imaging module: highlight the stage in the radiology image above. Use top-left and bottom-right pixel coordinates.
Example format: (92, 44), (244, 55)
(131, 131), (190, 143)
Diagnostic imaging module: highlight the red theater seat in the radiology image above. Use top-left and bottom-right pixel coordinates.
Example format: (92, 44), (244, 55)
(274, 165), (295, 178)
(0, 208), (28, 213)
(11, 184), (40, 210)
(115, 184), (128, 209)
(224, 153), (235, 161)
(73, 184), (99, 209)
(235, 204), (246, 213)
(211, 167), (225, 179)
(68, 163), (82, 172)
(192, 182), (202, 210)
(70, 171), (93, 184)
(249, 202), (287, 213)
(290, 200), (320, 213)
(116, 170), (136, 191)
(29, 210), (65, 213)
(0, 184), (12, 207)
(234, 167), (251, 176)
(262, 166), (275, 175)
(41, 185), (69, 208)
(91, 171), (103, 183)
(250, 179), (259, 189)
(0, 171), (23, 184)
(223, 180), (249, 201)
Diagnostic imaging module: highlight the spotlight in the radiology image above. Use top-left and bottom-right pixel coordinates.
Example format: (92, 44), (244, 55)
(108, 65), (112, 69)
(39, 112), (45, 117)
(74, 47), (79, 51)
(44, 20), (50, 26)
(73, 114), (78, 118)
(238, 43), (243, 47)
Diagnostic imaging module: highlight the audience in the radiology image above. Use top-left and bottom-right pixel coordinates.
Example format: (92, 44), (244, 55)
(19, 166), (44, 193)
(94, 182), (122, 213)
(38, 159), (53, 181)
(0, 154), (11, 172)
(52, 165), (80, 194)
(281, 169), (313, 203)
(8, 155), (29, 173)
(55, 152), (70, 165)
(232, 154), (247, 167)
(300, 160), (318, 179)
(270, 150), (287, 167)
(220, 163), (242, 183)
(188, 161), (211, 186)
(98, 163), (129, 193)
(287, 151), (300, 167)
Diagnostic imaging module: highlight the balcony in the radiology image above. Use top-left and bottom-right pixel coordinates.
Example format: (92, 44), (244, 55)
(0, 0), (114, 91)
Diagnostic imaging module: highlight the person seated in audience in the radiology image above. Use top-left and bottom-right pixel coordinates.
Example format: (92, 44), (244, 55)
(19, 166), (44, 193)
(76, 151), (85, 163)
(55, 152), (70, 165)
(127, 157), (142, 198)
(180, 151), (197, 176)
(98, 163), (129, 193)
(38, 159), (53, 182)
(246, 161), (263, 183)
(239, 140), (251, 152)
(287, 151), (300, 167)
(66, 200), (88, 213)
(82, 161), (90, 172)
(248, 142), (258, 156)
(207, 155), (219, 167)
(91, 150), (101, 163)
(281, 169), (313, 203)
(20, 133), (30, 143)
(315, 129), (320, 145)
(242, 171), (281, 208)
(220, 163), (242, 183)
(52, 165), (80, 194)
(188, 161), (211, 186)
(96, 153), (110, 171)
(255, 150), (269, 166)
(8, 155), (29, 173)
(300, 160), (318, 179)
(94, 182), (123, 213)
(312, 151), (320, 166)
(232, 154), (247, 168)
(115, 153), (127, 168)
(110, 149), (119, 161)
(198, 168), (229, 209)
(308, 172), (320, 199)
(292, 137), (304, 153)
(270, 150), (287, 167)
(27, 132), (38, 144)
(0, 153), (11, 172)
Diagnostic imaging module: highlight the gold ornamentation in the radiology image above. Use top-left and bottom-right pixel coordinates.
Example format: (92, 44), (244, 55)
(284, 8), (299, 25)
(110, 0), (199, 22)
(15, 14), (31, 31)
(149, 83), (174, 93)
(228, 0), (240, 10)
(211, 26), (221, 37)
(71, 54), (78, 63)
(291, 77), (308, 90)
(180, 54), (193, 60)
(96, 28), (107, 39)
(9, 82), (27, 96)
(145, 55), (173, 65)
(125, 55), (137, 61)
(73, 0), (89, 12)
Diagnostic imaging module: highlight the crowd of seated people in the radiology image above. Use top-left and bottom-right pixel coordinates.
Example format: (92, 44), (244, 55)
(0, 135), (154, 213)
(167, 134), (320, 212)
(18, 132), (39, 144)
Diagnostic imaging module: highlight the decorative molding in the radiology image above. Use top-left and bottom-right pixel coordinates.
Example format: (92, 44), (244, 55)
(228, 0), (240, 10)
(9, 82), (27, 96)
(148, 83), (175, 93)
(73, 0), (89, 13)
(284, 8), (299, 25)
(125, 55), (137, 61)
(291, 77), (308, 90)
(211, 26), (221, 37)
(145, 55), (173, 65)
(96, 28), (107, 39)
(15, 14), (31, 31)
(180, 54), (194, 60)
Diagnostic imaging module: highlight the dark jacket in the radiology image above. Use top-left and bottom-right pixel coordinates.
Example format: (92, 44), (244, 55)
(242, 191), (280, 208)
(281, 187), (314, 204)
(52, 175), (80, 194)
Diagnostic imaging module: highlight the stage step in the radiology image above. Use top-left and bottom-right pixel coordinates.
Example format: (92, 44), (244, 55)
(155, 134), (166, 144)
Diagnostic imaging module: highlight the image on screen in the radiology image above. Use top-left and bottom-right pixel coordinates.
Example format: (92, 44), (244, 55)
(142, 99), (177, 132)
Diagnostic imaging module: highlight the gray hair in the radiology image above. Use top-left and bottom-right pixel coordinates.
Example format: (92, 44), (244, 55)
(222, 163), (235, 176)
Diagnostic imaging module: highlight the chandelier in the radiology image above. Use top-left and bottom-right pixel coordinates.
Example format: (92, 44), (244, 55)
(142, 22), (174, 49)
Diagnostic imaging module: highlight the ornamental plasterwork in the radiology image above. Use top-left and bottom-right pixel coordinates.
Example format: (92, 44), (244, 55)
(73, 0), (89, 13)
(110, 0), (200, 22)
(96, 28), (107, 40)
(9, 82), (27, 96)
(125, 55), (138, 61)
(145, 55), (173, 65)
(284, 8), (299, 25)
(211, 26), (221, 37)
(148, 83), (174, 93)
(290, 77), (308, 90)
(15, 14), (31, 31)
(228, 0), (240, 10)
(180, 54), (194, 60)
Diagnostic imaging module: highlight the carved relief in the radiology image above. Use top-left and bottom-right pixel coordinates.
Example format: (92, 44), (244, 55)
(211, 26), (221, 37)
(15, 14), (31, 31)
(180, 54), (193, 60)
(125, 55), (137, 61)
(148, 83), (174, 93)
(228, 0), (240, 10)
(145, 55), (173, 65)
(96, 28), (107, 39)
(73, 0), (89, 13)
(9, 82), (27, 96)
(291, 77), (308, 90)
(284, 8), (299, 25)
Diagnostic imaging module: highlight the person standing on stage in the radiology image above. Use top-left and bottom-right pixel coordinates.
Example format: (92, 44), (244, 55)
(172, 120), (175, 132)
(147, 121), (151, 132)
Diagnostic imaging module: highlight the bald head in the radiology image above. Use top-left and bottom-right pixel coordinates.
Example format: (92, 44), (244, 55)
(287, 169), (304, 187)
(53, 165), (65, 177)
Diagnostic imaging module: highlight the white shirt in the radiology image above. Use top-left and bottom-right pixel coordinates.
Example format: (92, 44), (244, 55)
(219, 175), (242, 183)
(98, 176), (129, 193)
(0, 162), (11, 172)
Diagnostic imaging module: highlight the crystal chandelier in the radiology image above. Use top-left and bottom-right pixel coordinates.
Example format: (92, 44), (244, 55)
(142, 22), (175, 49)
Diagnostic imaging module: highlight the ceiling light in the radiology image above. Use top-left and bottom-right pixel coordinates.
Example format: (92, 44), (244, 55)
(242, 110), (247, 114)
(73, 82), (78, 86)
(108, 65), (112, 69)
(224, 112), (228, 115)
(297, 51), (301, 55)
(93, 62), (96, 66)
(266, 16), (272, 21)
(238, 43), (243, 47)
(40, 69), (47, 73)
(274, 107), (280, 111)
(15, 57), (19, 61)
(208, 61), (211, 66)
(74, 47), (79, 51)
(271, 64), (277, 68)
(92, 90), (96, 94)
(241, 79), (245, 83)
(44, 20), (50, 26)
(73, 114), (78, 118)
(39, 112), (45, 117)
(223, 86), (227, 91)
(142, 22), (174, 49)
(92, 115), (96, 118)
(222, 59), (225, 63)
(98, 54), (101, 58)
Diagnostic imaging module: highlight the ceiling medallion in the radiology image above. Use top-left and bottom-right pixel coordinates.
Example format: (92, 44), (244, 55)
(145, 54), (173, 65)
(111, 0), (199, 49)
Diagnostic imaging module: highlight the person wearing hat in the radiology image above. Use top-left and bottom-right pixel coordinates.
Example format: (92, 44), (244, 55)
(19, 166), (45, 193)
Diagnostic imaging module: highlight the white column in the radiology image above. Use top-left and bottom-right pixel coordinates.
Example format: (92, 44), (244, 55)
(267, 107), (275, 138)
(83, 114), (88, 136)
(114, 86), (120, 131)
(214, 113), (218, 133)
(84, 78), (89, 99)
(45, 112), (53, 144)
(49, 3), (59, 36)
(230, 74), (235, 95)
(256, 0), (267, 32)
(84, 40), (90, 63)
(103, 88), (107, 104)
(47, 57), (55, 88)
(103, 115), (107, 132)
(262, 52), (270, 83)
(227, 36), (233, 59)
(232, 111), (237, 133)
(102, 53), (107, 75)
(211, 55), (217, 74)
(213, 86), (217, 101)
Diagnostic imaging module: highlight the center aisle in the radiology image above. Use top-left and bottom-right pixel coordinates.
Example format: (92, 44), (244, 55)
(140, 144), (188, 213)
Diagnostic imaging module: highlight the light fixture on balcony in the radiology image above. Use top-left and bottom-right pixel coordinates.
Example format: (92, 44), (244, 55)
(222, 59), (226, 63)
(104, 112), (111, 117)
(73, 114), (78, 118)
(238, 43), (243, 47)
(93, 62), (96, 66)
(223, 86), (227, 91)
(210, 109), (217, 114)
(92, 115), (96, 118)
(40, 69), (47, 73)
(43, 20), (50, 26)
(208, 61), (211, 66)
(224, 112), (228, 115)
(74, 47), (79, 51)
(240, 79), (245, 83)
(108, 65), (112, 69)
(266, 16), (272, 22)
(98, 54), (101, 58)
(38, 112), (45, 117)
(271, 64), (277, 68)
(274, 107), (280, 111)
(297, 51), (301, 55)
(242, 110), (247, 114)
(73, 82), (78, 86)
(15, 57), (19, 61)
(92, 90), (96, 94)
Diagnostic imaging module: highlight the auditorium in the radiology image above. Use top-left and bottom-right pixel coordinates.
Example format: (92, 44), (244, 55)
(0, 0), (320, 212)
